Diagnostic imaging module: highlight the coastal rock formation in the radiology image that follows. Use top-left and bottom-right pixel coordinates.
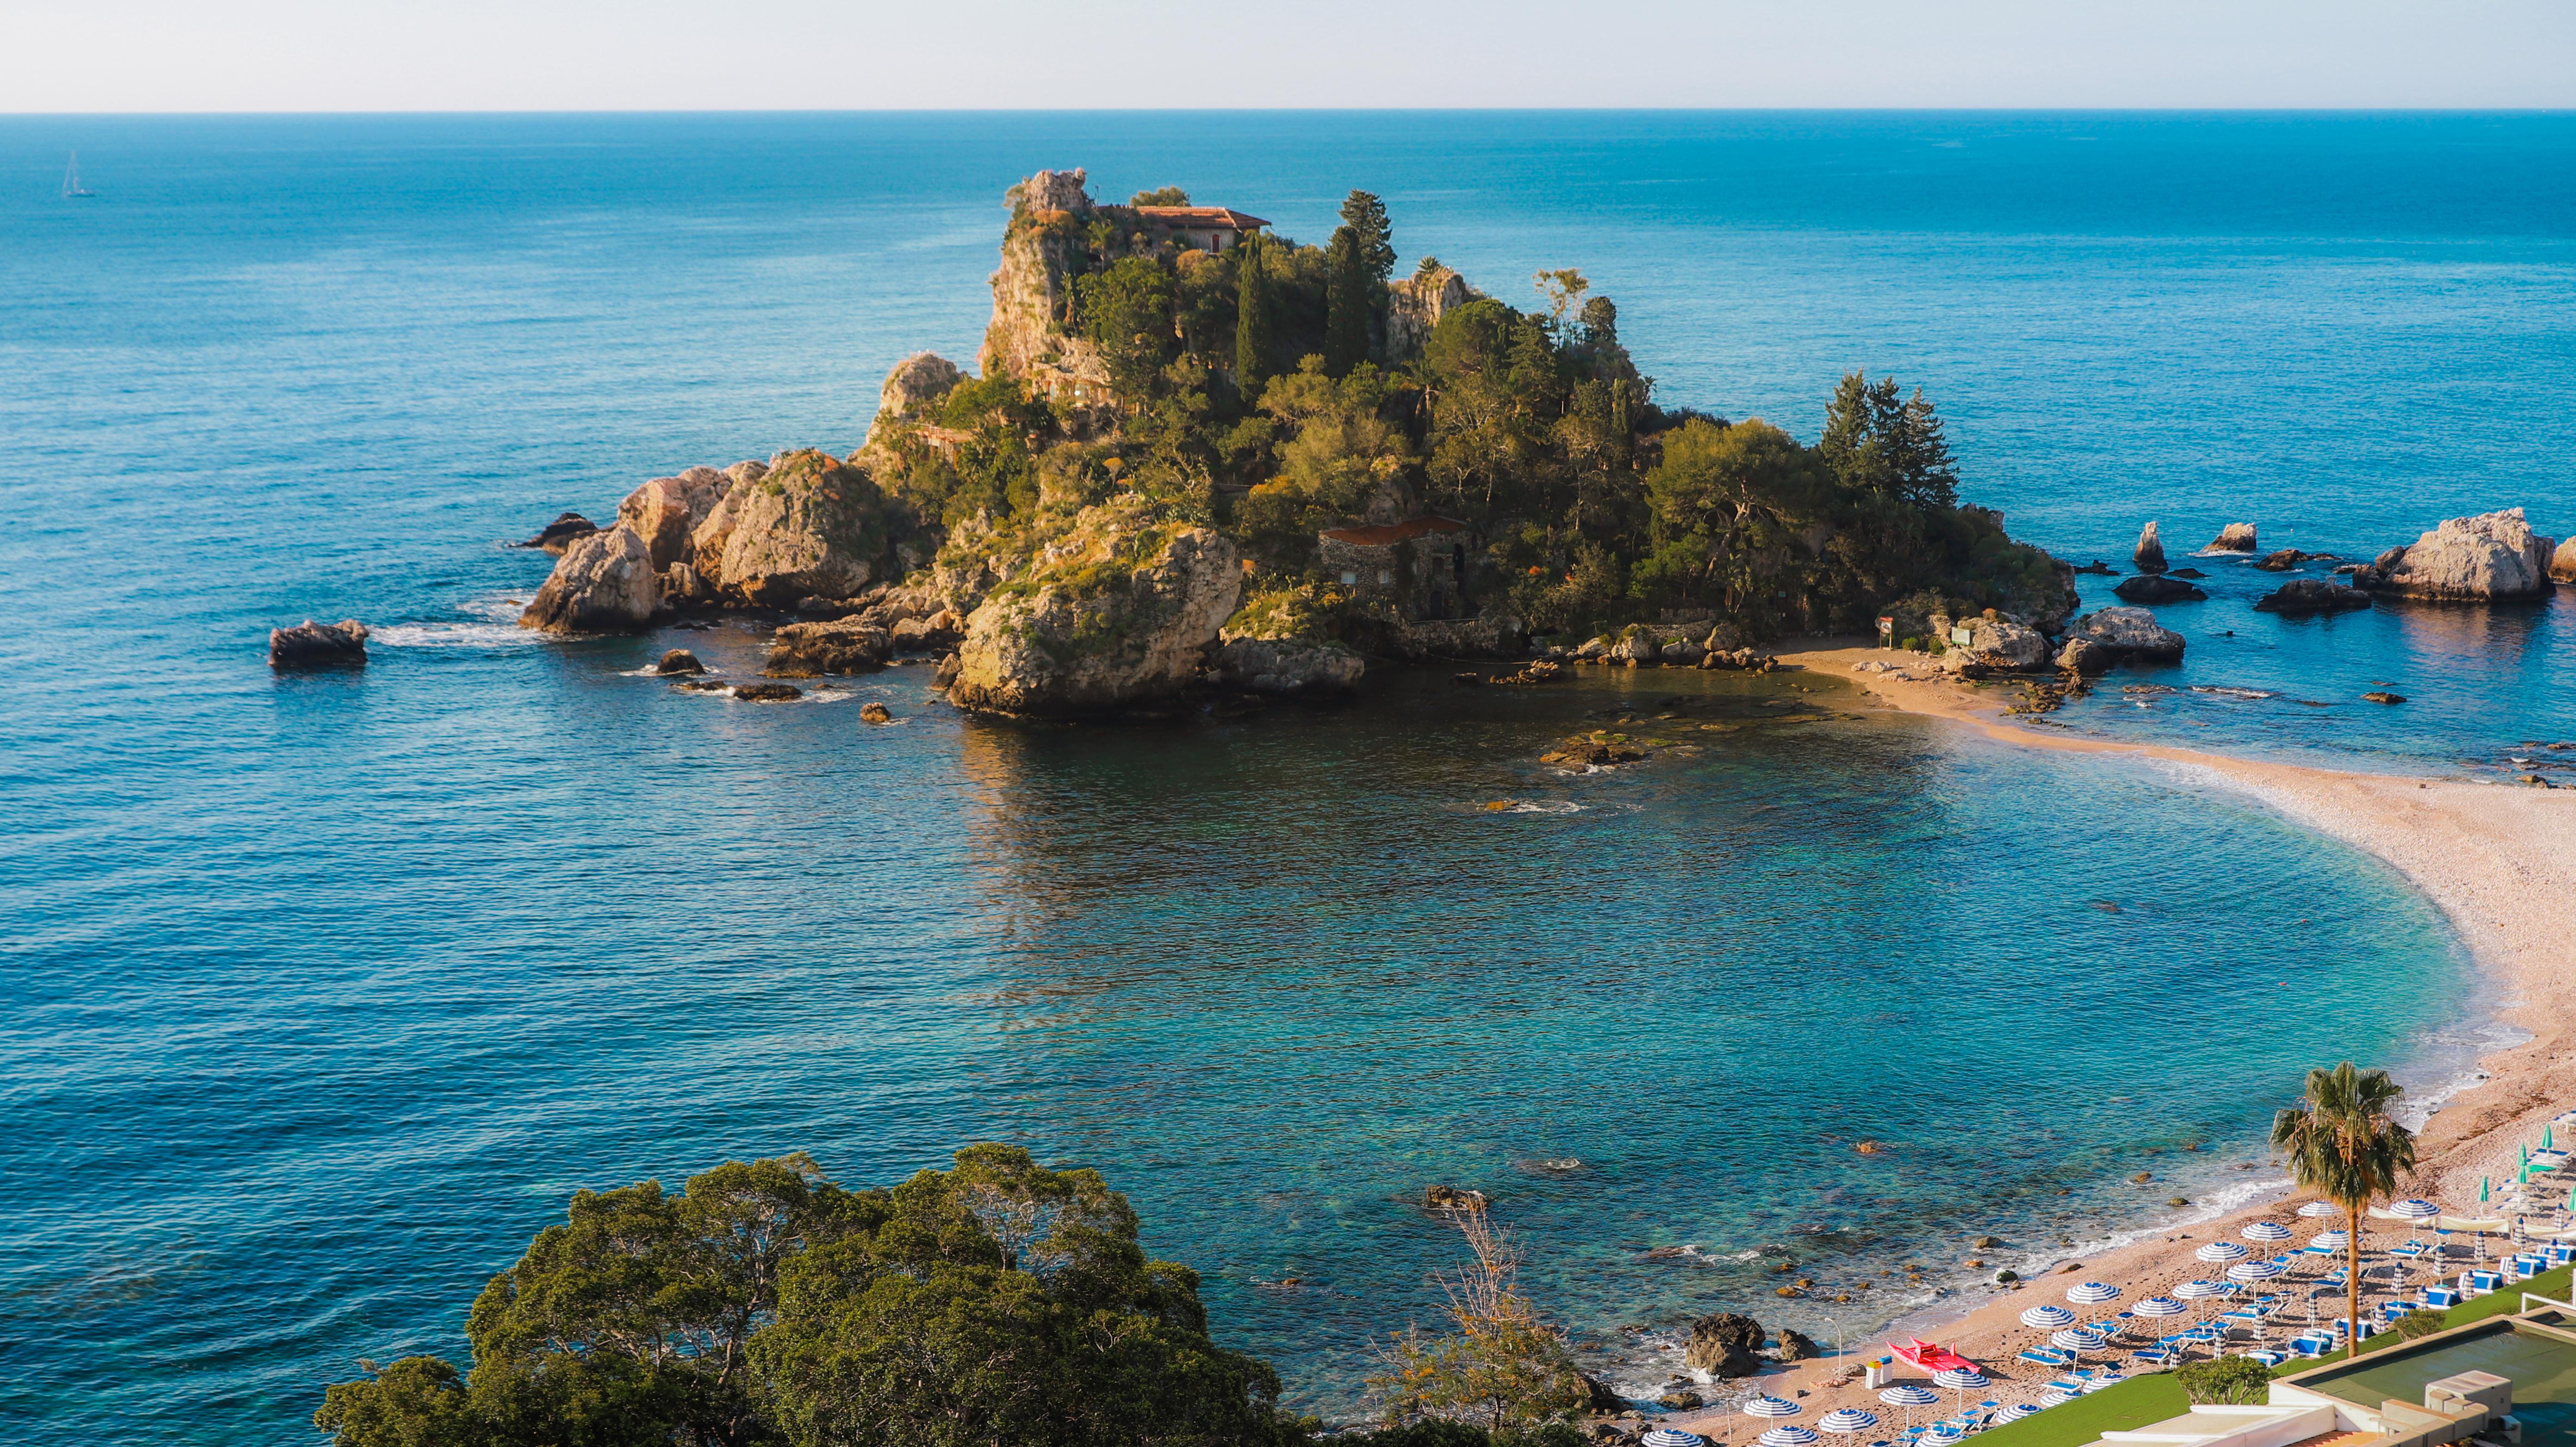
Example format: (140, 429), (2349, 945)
(2553, 537), (2576, 584)
(1384, 263), (1477, 362)
(268, 618), (368, 669)
(617, 466), (735, 571)
(2253, 579), (2372, 616)
(655, 649), (704, 675)
(1938, 618), (2049, 677)
(890, 611), (964, 654)
(1423, 1185), (1489, 1211)
(519, 511), (600, 555)
(764, 618), (891, 677)
(697, 449), (890, 607)
(2352, 508), (2557, 601)
(947, 498), (1242, 716)
(1212, 636), (1364, 694)
(2133, 522), (2168, 575)
(980, 170), (1114, 406)
(2068, 606), (2185, 663)
(876, 352), (964, 423)
(2113, 574), (2207, 604)
(2205, 523), (2258, 554)
(1685, 1313), (1767, 1378)
(1775, 1328), (1819, 1361)
(860, 702), (893, 724)
(2057, 636), (2112, 674)
(520, 524), (660, 634)
(2253, 549), (2308, 571)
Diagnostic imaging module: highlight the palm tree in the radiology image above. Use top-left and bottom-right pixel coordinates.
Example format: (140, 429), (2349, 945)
(2273, 1062), (2417, 1357)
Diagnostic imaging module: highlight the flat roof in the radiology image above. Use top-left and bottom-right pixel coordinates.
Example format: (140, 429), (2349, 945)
(2293, 1321), (2576, 1447)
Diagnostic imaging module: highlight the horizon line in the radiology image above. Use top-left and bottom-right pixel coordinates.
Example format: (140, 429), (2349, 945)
(6, 105), (2576, 119)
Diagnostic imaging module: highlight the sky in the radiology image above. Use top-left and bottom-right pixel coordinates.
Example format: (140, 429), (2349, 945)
(5, 0), (2574, 112)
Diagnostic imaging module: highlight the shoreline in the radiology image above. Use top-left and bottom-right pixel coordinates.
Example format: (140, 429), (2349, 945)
(1643, 637), (2576, 1435)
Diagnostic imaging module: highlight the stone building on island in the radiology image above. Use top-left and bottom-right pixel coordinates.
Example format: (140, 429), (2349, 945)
(1319, 515), (1472, 620)
(1132, 205), (1269, 252)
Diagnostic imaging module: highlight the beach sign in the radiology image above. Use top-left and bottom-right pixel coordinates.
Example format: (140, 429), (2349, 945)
(1878, 616), (1894, 646)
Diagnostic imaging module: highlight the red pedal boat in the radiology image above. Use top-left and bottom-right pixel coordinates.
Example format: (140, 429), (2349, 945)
(1887, 1338), (1979, 1374)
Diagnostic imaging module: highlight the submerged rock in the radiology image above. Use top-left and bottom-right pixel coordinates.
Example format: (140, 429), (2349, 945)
(765, 618), (891, 677)
(268, 618), (368, 669)
(519, 511), (599, 555)
(948, 498), (1242, 716)
(2253, 549), (2308, 571)
(520, 524), (660, 634)
(2253, 579), (2372, 616)
(2133, 521), (2168, 575)
(2352, 508), (2557, 601)
(2068, 606), (2186, 663)
(732, 682), (802, 702)
(2114, 574), (2208, 604)
(1423, 1185), (1489, 1211)
(2205, 522), (2259, 554)
(2363, 691), (2407, 705)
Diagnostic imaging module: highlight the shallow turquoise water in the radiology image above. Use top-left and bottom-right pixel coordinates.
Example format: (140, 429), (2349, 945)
(0, 113), (2557, 1438)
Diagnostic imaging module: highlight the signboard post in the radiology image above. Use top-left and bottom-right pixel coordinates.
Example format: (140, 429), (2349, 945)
(1876, 616), (1894, 649)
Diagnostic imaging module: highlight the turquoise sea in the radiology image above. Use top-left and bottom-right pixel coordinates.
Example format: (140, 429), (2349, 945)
(2, 112), (2570, 1440)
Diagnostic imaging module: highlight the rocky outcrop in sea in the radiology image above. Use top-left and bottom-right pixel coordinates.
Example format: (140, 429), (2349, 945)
(2352, 508), (2558, 602)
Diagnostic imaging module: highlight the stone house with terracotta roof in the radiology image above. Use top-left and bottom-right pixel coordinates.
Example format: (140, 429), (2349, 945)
(1133, 206), (1269, 252)
(1319, 515), (1472, 620)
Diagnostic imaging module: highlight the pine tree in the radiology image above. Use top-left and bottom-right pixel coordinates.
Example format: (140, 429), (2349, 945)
(1339, 190), (1395, 283)
(1233, 235), (1275, 392)
(1324, 227), (1372, 377)
(1888, 388), (1960, 510)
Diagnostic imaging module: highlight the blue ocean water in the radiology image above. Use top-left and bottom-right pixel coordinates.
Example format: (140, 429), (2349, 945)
(0, 113), (2566, 1440)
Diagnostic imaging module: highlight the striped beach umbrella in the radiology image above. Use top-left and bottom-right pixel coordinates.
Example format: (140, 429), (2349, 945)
(2020, 1305), (2076, 1330)
(2053, 1327), (2108, 1355)
(2390, 1199), (2440, 1222)
(1643, 1432), (1706, 1447)
(1743, 1397), (1802, 1418)
(2084, 1372), (2128, 1393)
(2228, 1259), (2287, 1284)
(2310, 1230), (2350, 1251)
(2003, 1404), (2045, 1421)
(2066, 1281), (2122, 1304)
(1933, 1367), (1989, 1413)
(1817, 1409), (1879, 1435)
(2038, 1388), (2078, 1407)
(1922, 1425), (1965, 1445)
(2299, 1201), (2344, 1218)
(2196, 1241), (2249, 1264)
(1879, 1384), (1938, 1430)
(2174, 1279), (2225, 1302)
(2134, 1296), (2188, 1319)
(1759, 1428), (1820, 1447)
(2244, 1222), (2296, 1243)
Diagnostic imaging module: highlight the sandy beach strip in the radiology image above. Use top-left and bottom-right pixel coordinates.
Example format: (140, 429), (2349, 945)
(1647, 639), (2576, 1439)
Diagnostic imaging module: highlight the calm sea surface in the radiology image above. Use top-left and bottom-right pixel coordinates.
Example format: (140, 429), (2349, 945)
(2, 113), (2570, 1440)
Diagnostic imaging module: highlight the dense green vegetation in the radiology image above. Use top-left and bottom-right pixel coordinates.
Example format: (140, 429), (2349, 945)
(869, 185), (2073, 645)
(314, 1148), (1303, 1447)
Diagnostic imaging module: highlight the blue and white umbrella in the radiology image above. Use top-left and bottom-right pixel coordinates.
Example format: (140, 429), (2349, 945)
(2299, 1202), (2344, 1219)
(2003, 1404), (2045, 1420)
(2310, 1231), (2350, 1252)
(1933, 1368), (1989, 1391)
(1743, 1397), (1803, 1418)
(1643, 1432), (1706, 1447)
(2052, 1327), (2108, 1354)
(2038, 1388), (2079, 1407)
(2389, 1198), (2441, 1222)
(1759, 1429), (1820, 1447)
(1922, 1425), (1966, 1445)
(2196, 1241), (2249, 1264)
(2066, 1280), (2122, 1304)
(1818, 1409), (1880, 1435)
(2174, 1279), (2226, 1301)
(2228, 1259), (2287, 1284)
(2020, 1305), (2076, 1330)
(2084, 1372), (2128, 1393)
(1879, 1384), (1938, 1430)
(2134, 1296), (2189, 1319)
(2244, 1221), (2296, 1243)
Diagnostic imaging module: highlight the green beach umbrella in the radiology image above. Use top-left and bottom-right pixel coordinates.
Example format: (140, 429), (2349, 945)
(2481, 1177), (2490, 1204)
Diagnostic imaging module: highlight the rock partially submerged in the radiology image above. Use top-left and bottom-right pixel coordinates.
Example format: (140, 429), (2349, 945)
(2253, 579), (2372, 616)
(947, 498), (1242, 716)
(2067, 606), (2186, 663)
(2352, 508), (2557, 601)
(1212, 636), (1364, 694)
(2204, 522), (2259, 554)
(519, 511), (599, 554)
(2114, 574), (2208, 604)
(268, 618), (368, 669)
(2133, 521), (2168, 575)
(520, 524), (660, 634)
(1685, 1313), (1767, 1379)
(2554, 537), (2576, 584)
(655, 648), (705, 675)
(765, 618), (891, 677)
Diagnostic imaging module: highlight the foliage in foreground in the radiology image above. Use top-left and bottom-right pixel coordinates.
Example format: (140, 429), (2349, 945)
(314, 1147), (1299, 1447)
(2175, 1353), (2271, 1405)
(1365, 1206), (1593, 1433)
(2271, 1061), (2417, 1366)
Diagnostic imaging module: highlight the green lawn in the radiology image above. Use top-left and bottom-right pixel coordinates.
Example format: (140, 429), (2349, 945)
(1960, 1264), (2573, 1447)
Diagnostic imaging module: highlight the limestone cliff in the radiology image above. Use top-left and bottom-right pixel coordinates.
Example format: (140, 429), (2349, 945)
(2354, 508), (2557, 601)
(979, 169), (1114, 409)
(1385, 264), (1476, 362)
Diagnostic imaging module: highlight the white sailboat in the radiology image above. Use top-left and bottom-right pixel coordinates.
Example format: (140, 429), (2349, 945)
(62, 151), (93, 198)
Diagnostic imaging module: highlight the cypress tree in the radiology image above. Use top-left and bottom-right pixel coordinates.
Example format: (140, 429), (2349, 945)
(1233, 234), (1274, 393)
(1323, 226), (1371, 377)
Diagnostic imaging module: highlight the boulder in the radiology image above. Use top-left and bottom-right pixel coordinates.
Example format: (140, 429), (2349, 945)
(2252, 579), (2372, 616)
(2554, 537), (2576, 584)
(616, 466), (734, 571)
(519, 511), (599, 555)
(1608, 625), (1662, 666)
(1775, 1328), (1819, 1362)
(2133, 521), (2168, 575)
(660, 562), (716, 610)
(519, 524), (660, 634)
(655, 648), (705, 675)
(765, 618), (891, 677)
(733, 682), (802, 702)
(1685, 1313), (1767, 1378)
(1212, 636), (1365, 694)
(859, 702), (893, 724)
(1938, 618), (2050, 676)
(2057, 636), (2113, 674)
(890, 609), (964, 654)
(2352, 508), (2557, 601)
(1424, 1185), (1489, 1211)
(2114, 574), (2208, 604)
(1659, 637), (1699, 664)
(2068, 606), (2186, 663)
(876, 352), (964, 422)
(2253, 549), (2307, 571)
(2205, 522), (2259, 554)
(699, 449), (891, 607)
(268, 618), (368, 669)
(2363, 691), (2406, 705)
(948, 499), (1242, 716)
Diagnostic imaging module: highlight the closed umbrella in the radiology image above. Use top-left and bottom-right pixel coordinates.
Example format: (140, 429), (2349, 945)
(1818, 1410), (1879, 1435)
(1760, 1428), (1820, 1447)
(2197, 1241), (2250, 1265)
(1643, 1433), (1706, 1447)
(1879, 1384), (1939, 1431)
